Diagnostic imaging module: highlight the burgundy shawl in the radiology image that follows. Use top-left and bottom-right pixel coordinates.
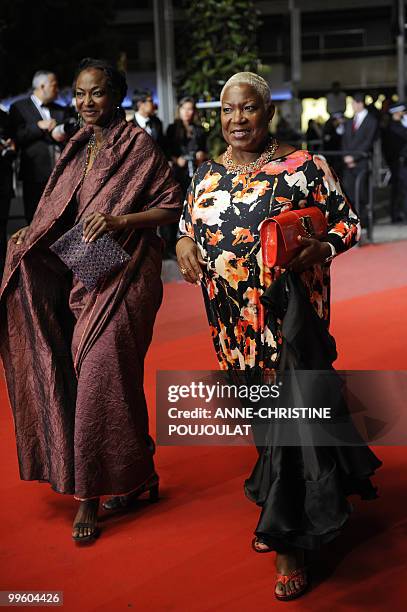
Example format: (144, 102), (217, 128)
(0, 119), (181, 373)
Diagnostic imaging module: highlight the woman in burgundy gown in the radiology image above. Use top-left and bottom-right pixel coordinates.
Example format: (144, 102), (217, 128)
(0, 58), (182, 543)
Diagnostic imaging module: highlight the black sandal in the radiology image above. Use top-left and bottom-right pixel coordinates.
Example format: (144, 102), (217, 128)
(252, 536), (273, 553)
(102, 474), (159, 511)
(72, 522), (100, 544)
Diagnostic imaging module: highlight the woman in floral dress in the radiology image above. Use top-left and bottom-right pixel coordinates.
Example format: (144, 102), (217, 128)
(176, 72), (381, 601)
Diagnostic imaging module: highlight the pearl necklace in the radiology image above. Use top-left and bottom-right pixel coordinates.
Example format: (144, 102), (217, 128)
(223, 137), (279, 174)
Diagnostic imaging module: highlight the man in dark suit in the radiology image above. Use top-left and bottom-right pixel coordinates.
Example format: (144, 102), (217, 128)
(342, 92), (378, 225)
(133, 89), (167, 154)
(0, 109), (16, 276)
(9, 70), (68, 223)
(383, 101), (407, 222)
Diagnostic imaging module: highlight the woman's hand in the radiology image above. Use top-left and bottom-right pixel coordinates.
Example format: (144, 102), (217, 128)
(176, 236), (206, 284)
(82, 212), (125, 243)
(288, 235), (332, 273)
(10, 226), (30, 245)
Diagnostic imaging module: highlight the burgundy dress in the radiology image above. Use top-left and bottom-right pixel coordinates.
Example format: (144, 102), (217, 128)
(0, 120), (182, 500)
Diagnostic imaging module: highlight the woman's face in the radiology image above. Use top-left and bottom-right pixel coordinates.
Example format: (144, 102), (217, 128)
(179, 101), (195, 123)
(75, 68), (118, 127)
(221, 84), (274, 153)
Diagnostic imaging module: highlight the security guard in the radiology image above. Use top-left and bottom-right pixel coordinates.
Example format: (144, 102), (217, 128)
(384, 101), (407, 222)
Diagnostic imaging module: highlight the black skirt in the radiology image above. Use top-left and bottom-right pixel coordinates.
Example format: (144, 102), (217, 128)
(244, 444), (382, 552)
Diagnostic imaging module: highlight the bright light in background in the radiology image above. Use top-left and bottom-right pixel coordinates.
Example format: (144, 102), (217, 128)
(301, 98), (329, 132)
(301, 94), (387, 132)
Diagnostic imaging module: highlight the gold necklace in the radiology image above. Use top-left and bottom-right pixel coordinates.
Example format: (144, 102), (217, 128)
(83, 133), (102, 177)
(223, 137), (279, 174)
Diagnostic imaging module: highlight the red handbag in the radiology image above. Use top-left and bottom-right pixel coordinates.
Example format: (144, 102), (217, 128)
(260, 206), (327, 268)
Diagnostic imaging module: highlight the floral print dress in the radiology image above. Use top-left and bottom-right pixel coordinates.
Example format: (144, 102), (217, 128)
(179, 150), (360, 375)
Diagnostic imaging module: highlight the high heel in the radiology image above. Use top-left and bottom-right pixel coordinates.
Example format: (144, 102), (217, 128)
(149, 482), (159, 503)
(102, 474), (159, 511)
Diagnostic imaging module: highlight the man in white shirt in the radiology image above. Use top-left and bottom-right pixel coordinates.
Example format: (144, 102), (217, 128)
(341, 93), (378, 226)
(9, 71), (68, 222)
(133, 90), (166, 153)
(326, 81), (347, 116)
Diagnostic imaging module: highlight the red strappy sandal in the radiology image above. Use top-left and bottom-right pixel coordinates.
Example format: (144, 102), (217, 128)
(274, 567), (309, 601)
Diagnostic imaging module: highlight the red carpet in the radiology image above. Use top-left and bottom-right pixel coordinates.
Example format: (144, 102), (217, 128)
(1, 241), (406, 611)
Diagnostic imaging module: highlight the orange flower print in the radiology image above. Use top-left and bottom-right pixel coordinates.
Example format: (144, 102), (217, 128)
(284, 170), (309, 194)
(179, 218), (194, 238)
(330, 220), (348, 237)
(192, 189), (230, 226)
(263, 325), (277, 349)
(218, 321), (245, 367)
(231, 227), (255, 246)
(206, 228), (224, 246)
(313, 155), (339, 191)
(240, 287), (262, 332)
(196, 172), (223, 195)
(209, 324), (218, 338)
(243, 337), (257, 367)
(205, 277), (218, 300)
(232, 179), (270, 205)
(313, 184), (327, 204)
(235, 319), (250, 344)
(214, 251), (249, 290)
(263, 150), (312, 176)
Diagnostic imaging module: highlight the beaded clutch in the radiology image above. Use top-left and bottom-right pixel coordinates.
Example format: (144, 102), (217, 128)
(50, 221), (131, 291)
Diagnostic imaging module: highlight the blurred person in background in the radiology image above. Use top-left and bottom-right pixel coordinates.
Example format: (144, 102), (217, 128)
(342, 92), (378, 226)
(383, 101), (407, 222)
(322, 112), (345, 178)
(275, 116), (301, 146)
(305, 118), (323, 151)
(9, 70), (69, 223)
(133, 89), (166, 153)
(0, 109), (16, 277)
(366, 91), (381, 120)
(326, 81), (347, 116)
(165, 96), (207, 257)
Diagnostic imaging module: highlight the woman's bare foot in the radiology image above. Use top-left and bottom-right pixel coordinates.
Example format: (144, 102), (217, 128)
(275, 548), (305, 598)
(72, 498), (100, 540)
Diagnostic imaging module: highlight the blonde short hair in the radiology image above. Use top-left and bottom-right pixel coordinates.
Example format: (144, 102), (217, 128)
(220, 72), (271, 107)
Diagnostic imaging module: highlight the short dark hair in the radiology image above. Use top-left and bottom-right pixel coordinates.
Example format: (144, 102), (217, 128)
(353, 92), (365, 104)
(74, 58), (128, 105)
(133, 89), (153, 108)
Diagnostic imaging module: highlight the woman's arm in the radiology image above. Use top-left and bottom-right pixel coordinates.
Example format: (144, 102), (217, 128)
(174, 170), (206, 284)
(83, 131), (183, 243)
(289, 154), (360, 272)
(82, 208), (180, 242)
